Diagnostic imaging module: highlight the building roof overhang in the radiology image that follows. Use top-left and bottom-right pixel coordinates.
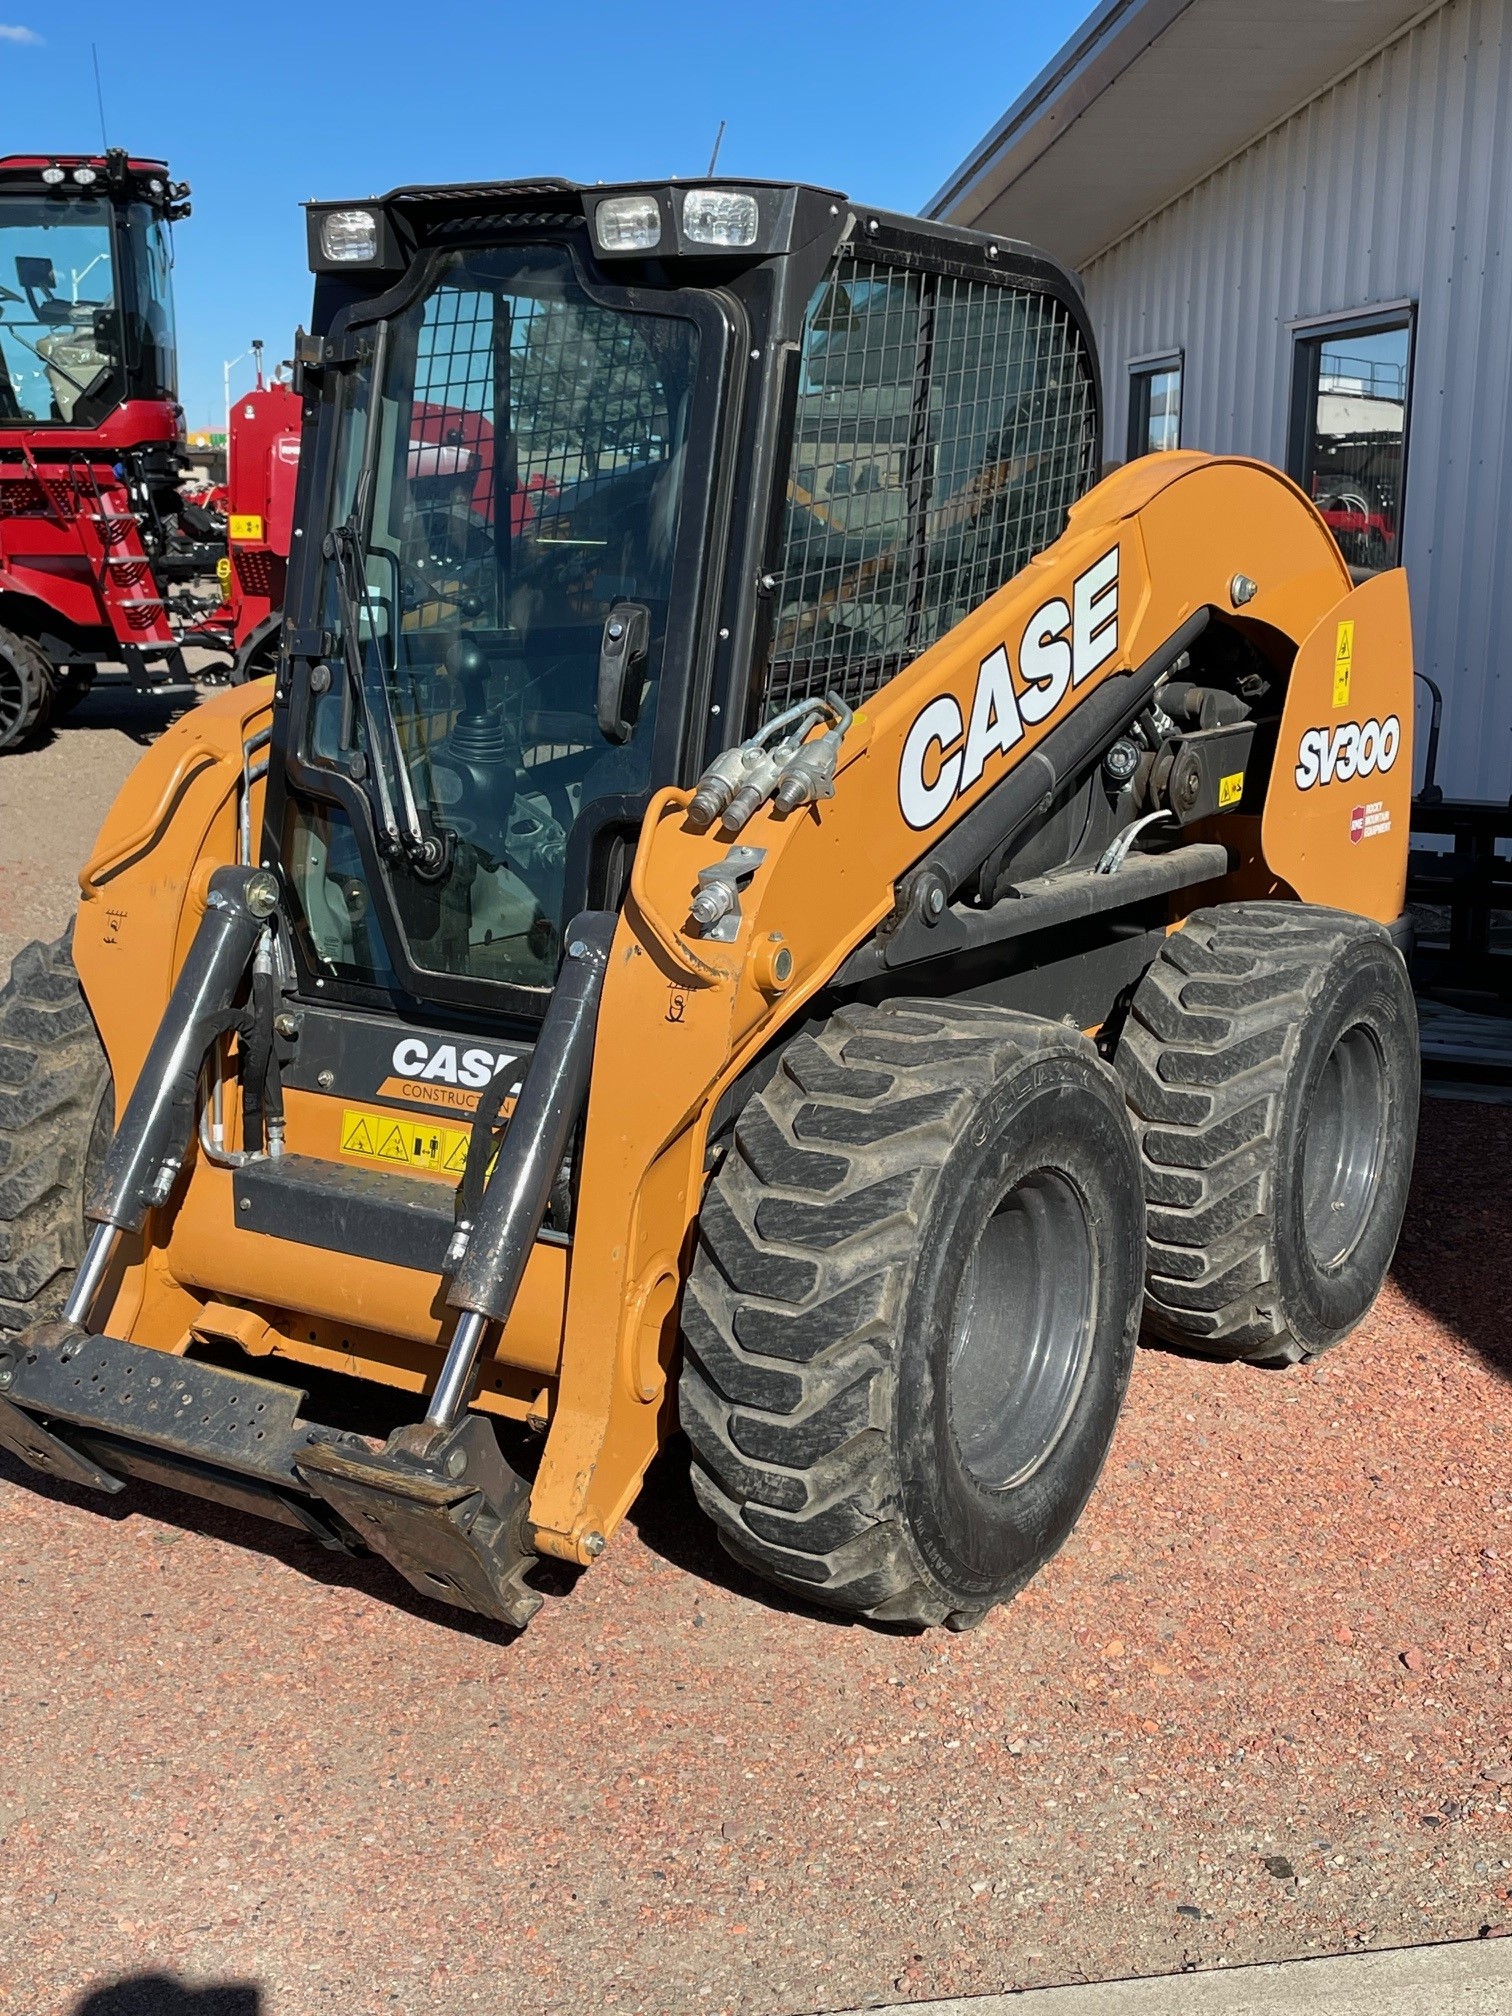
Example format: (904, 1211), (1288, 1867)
(928, 0), (1442, 266)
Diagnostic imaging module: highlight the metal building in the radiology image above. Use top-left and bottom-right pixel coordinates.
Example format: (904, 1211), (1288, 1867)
(930, 0), (1512, 802)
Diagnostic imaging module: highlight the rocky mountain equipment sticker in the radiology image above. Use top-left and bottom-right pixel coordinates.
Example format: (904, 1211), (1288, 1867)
(1350, 801), (1392, 843)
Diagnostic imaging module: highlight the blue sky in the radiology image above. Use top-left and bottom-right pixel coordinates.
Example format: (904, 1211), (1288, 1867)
(0, 1), (1089, 428)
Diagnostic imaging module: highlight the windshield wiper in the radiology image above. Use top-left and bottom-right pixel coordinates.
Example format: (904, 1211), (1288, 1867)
(323, 518), (448, 877)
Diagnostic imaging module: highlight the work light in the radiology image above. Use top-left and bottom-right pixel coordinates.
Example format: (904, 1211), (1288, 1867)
(682, 188), (759, 248)
(594, 194), (661, 253)
(320, 209), (379, 263)
(71, 166), (97, 186)
(40, 165), (64, 185)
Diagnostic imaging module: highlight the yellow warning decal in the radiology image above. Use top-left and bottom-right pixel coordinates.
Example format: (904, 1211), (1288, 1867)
(340, 1106), (473, 1175)
(1218, 771), (1245, 808)
(229, 513), (265, 543)
(1332, 620), (1354, 709)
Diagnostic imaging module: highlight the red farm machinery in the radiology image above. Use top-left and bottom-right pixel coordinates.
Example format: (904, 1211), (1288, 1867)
(214, 347), (301, 684)
(0, 151), (299, 751)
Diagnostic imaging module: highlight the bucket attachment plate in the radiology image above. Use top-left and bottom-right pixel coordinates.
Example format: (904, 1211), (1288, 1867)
(0, 1391), (126, 1495)
(0, 1321), (319, 1482)
(0, 1324), (543, 1630)
(295, 1415), (543, 1630)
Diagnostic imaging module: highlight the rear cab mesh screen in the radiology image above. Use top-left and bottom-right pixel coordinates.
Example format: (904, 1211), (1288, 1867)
(761, 255), (1099, 719)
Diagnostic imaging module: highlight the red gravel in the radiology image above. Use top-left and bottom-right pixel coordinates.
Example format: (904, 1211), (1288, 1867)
(1, 1103), (1509, 2016)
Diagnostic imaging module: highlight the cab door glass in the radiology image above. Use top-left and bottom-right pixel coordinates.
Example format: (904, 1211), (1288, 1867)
(0, 198), (121, 424)
(293, 243), (702, 993)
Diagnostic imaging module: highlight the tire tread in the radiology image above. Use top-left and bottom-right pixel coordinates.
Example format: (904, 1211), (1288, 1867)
(680, 998), (1125, 1624)
(0, 930), (109, 1331)
(1116, 900), (1397, 1362)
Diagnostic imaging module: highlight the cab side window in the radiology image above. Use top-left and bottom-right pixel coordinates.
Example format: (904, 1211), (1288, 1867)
(764, 257), (1099, 717)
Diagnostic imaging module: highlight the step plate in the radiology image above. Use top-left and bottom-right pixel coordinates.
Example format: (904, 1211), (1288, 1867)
(233, 1153), (457, 1272)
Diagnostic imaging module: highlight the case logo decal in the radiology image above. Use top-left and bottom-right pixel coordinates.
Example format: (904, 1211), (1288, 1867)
(899, 548), (1120, 830)
(376, 1037), (521, 1114)
(1293, 714), (1400, 792)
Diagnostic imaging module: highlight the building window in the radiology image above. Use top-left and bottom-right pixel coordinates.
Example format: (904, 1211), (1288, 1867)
(1289, 313), (1414, 573)
(1127, 355), (1182, 458)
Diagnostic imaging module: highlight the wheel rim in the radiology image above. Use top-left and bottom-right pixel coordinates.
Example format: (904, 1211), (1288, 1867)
(0, 649), (28, 747)
(947, 1169), (1096, 1492)
(1300, 1021), (1389, 1268)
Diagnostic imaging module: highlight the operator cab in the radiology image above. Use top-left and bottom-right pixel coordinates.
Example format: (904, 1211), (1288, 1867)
(0, 153), (187, 429)
(271, 179), (1101, 1022)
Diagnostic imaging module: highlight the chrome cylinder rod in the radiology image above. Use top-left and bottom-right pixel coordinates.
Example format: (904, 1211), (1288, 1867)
(426, 911), (614, 1433)
(424, 1310), (492, 1435)
(62, 1223), (123, 1331)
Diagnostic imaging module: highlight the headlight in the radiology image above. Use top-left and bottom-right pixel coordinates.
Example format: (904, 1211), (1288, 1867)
(319, 208), (379, 263)
(71, 166), (97, 187)
(595, 194), (661, 253)
(40, 165), (65, 186)
(681, 188), (759, 248)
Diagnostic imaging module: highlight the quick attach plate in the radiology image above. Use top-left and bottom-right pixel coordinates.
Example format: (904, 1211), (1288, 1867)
(295, 1414), (542, 1630)
(0, 1322), (321, 1488)
(0, 1325), (543, 1631)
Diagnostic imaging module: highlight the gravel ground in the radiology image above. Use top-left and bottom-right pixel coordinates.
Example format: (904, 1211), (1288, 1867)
(0, 679), (203, 980)
(1, 709), (1509, 2016)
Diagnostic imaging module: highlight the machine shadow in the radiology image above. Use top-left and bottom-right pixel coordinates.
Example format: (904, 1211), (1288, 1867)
(625, 1440), (918, 1632)
(0, 1442), (535, 1645)
(1387, 1095), (1512, 1383)
(72, 1976), (260, 2016)
(49, 681), (201, 748)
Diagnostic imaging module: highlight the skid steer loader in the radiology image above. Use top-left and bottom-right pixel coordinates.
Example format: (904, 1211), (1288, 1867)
(0, 178), (1420, 1632)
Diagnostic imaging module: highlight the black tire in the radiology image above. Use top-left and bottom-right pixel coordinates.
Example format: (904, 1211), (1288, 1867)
(1115, 901), (1419, 1366)
(0, 626), (54, 752)
(679, 999), (1146, 1628)
(0, 932), (113, 1334)
(231, 614), (282, 686)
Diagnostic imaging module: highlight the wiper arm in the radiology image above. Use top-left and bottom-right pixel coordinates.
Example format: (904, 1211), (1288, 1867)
(323, 520), (446, 876)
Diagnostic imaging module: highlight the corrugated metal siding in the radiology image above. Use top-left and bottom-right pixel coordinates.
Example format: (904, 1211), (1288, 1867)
(1084, 0), (1512, 798)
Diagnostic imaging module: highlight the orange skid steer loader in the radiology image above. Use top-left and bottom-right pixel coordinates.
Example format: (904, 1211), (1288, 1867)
(0, 179), (1419, 1631)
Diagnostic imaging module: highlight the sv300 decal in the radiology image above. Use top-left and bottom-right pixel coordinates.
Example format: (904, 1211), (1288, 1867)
(1293, 714), (1401, 791)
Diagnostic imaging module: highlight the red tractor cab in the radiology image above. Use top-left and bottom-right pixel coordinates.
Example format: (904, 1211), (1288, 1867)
(0, 149), (229, 750)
